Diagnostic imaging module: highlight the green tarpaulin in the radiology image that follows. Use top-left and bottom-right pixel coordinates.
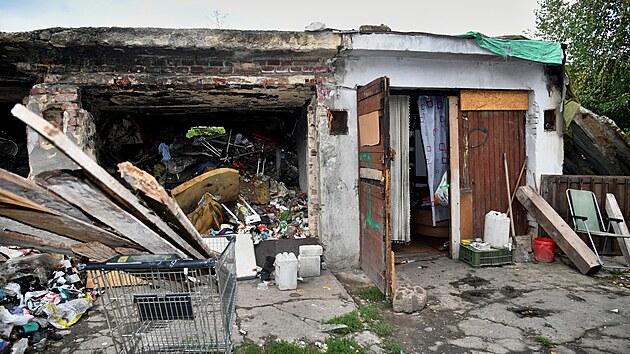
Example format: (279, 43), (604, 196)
(462, 31), (563, 65)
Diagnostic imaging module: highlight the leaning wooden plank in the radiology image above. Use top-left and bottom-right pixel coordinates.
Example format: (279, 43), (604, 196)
(0, 168), (92, 223)
(0, 215), (80, 255)
(10, 104), (205, 259)
(171, 168), (240, 213)
(70, 242), (119, 262)
(35, 170), (187, 258)
(117, 162), (219, 258)
(0, 192), (138, 249)
(516, 186), (601, 274)
(605, 193), (630, 266)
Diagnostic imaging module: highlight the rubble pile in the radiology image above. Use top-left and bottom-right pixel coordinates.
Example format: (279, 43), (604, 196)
(0, 248), (92, 353)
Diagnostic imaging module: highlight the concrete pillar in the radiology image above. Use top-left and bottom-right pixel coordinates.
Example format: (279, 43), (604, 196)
(24, 84), (96, 176)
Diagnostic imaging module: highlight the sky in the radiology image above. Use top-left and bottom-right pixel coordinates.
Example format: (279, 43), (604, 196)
(0, 0), (540, 37)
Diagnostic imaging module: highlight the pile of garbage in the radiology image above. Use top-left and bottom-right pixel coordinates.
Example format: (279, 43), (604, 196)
(0, 248), (92, 353)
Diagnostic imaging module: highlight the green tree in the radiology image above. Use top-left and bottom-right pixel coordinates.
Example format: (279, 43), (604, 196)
(534, 0), (630, 130)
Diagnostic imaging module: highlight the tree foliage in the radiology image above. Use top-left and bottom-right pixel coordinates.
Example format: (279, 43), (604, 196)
(535, 0), (630, 129)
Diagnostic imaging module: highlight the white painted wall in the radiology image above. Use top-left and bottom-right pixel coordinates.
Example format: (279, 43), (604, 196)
(318, 44), (564, 268)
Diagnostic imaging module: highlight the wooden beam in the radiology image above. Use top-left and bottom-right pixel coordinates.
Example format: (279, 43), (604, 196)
(516, 186), (601, 274)
(604, 193), (630, 266)
(0, 229), (76, 256)
(448, 96), (461, 259)
(10, 104), (206, 259)
(171, 168), (240, 213)
(0, 168), (91, 222)
(34, 170), (187, 258)
(117, 162), (219, 258)
(70, 242), (119, 262)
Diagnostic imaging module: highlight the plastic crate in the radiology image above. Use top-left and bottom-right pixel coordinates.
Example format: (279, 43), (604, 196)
(459, 244), (514, 267)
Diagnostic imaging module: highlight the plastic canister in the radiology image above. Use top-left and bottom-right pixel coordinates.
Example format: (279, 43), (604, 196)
(483, 211), (510, 249)
(534, 237), (556, 262)
(274, 252), (298, 290)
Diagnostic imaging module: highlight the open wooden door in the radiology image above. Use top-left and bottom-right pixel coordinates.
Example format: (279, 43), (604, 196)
(357, 77), (392, 295)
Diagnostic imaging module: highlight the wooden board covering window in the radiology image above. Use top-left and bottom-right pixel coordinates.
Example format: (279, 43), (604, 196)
(461, 90), (529, 111)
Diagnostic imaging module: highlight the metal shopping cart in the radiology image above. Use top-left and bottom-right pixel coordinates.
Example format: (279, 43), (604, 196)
(81, 238), (236, 353)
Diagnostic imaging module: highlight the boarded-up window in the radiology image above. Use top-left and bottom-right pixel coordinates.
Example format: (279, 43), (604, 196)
(358, 111), (380, 146)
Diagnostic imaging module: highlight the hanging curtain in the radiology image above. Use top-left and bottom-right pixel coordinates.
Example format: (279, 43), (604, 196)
(390, 96), (411, 244)
(418, 96), (449, 226)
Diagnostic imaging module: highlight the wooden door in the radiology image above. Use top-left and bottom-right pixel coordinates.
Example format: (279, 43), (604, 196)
(459, 110), (528, 237)
(357, 77), (392, 295)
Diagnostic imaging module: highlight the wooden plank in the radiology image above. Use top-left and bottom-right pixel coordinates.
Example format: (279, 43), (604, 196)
(118, 162), (220, 259)
(171, 168), (240, 214)
(460, 190), (474, 239)
(461, 90), (528, 111)
(0, 215), (80, 254)
(448, 97), (461, 258)
(357, 93), (384, 116)
(605, 193), (630, 265)
(34, 170), (186, 257)
(0, 196), (137, 248)
(0, 229), (76, 255)
(10, 104), (207, 259)
(70, 242), (119, 262)
(360, 167), (383, 181)
(516, 186), (601, 274)
(0, 168), (91, 222)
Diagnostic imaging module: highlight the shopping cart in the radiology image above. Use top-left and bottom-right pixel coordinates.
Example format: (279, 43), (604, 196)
(81, 238), (236, 353)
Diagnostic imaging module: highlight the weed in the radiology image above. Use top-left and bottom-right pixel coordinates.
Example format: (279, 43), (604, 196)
(265, 340), (320, 354)
(234, 340), (262, 354)
(356, 286), (385, 302)
(382, 339), (404, 354)
(324, 311), (362, 334)
(371, 321), (394, 337)
(358, 304), (380, 322)
(324, 337), (366, 354)
(533, 335), (555, 347)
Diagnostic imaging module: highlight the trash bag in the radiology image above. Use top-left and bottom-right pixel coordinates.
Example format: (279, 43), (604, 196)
(41, 295), (93, 329)
(434, 171), (449, 206)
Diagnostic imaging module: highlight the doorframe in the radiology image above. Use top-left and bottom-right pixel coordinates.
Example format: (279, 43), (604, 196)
(448, 96), (461, 259)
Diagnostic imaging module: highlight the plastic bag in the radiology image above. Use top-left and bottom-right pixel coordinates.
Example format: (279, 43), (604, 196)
(434, 172), (449, 206)
(42, 295), (93, 329)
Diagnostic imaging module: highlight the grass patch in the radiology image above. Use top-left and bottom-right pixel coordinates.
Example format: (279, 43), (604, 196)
(371, 321), (394, 337)
(356, 286), (386, 302)
(382, 339), (404, 354)
(324, 311), (362, 334)
(324, 337), (366, 354)
(234, 340), (320, 354)
(358, 304), (379, 322)
(533, 335), (555, 347)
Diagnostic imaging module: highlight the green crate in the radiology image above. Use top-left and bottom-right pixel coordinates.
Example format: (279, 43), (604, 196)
(459, 244), (514, 267)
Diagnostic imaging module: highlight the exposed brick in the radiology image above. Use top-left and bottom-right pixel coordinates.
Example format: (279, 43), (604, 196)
(152, 58), (167, 66)
(131, 66), (145, 73)
(68, 118), (77, 126)
(175, 66), (190, 73)
(260, 66), (275, 73)
(234, 67), (260, 75)
(190, 66), (205, 73)
(204, 67), (221, 75)
(290, 66), (302, 72)
(115, 77), (131, 86)
(56, 86), (77, 94)
(302, 67), (315, 73)
(54, 94), (79, 103)
(181, 59), (195, 66)
(213, 78), (227, 86)
(275, 66), (290, 74)
(30, 87), (46, 95)
(62, 102), (79, 110)
(195, 58), (209, 66)
(208, 60), (224, 67)
(314, 66), (330, 73)
(161, 67), (175, 74)
(146, 66), (161, 73)
(50, 65), (65, 73)
(64, 109), (78, 117)
(40, 59), (53, 65)
(96, 65), (115, 72)
(257, 78), (290, 86)
(266, 59), (281, 66)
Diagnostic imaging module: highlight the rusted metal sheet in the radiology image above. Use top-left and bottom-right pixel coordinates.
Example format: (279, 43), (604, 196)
(540, 175), (630, 254)
(358, 76), (391, 295)
(459, 110), (527, 238)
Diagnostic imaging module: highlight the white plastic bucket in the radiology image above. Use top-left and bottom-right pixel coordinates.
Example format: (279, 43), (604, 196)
(483, 211), (510, 249)
(274, 252), (298, 290)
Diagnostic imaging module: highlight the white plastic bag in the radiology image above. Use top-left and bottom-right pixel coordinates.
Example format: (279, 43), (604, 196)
(434, 171), (449, 206)
(42, 295), (93, 329)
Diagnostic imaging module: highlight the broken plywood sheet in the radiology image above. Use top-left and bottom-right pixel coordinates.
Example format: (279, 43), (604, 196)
(515, 186), (601, 274)
(34, 170), (185, 257)
(240, 176), (270, 205)
(236, 233), (257, 280)
(118, 162), (219, 259)
(10, 104), (205, 259)
(171, 168), (240, 213)
(604, 193), (630, 266)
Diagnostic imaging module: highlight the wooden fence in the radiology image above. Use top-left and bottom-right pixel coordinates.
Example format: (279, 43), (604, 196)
(540, 175), (630, 253)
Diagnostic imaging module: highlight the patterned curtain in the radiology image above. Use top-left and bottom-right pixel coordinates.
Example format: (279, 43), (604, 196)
(418, 96), (449, 226)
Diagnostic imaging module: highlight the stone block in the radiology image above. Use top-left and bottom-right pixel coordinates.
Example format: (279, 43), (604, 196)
(393, 284), (427, 313)
(298, 255), (320, 277)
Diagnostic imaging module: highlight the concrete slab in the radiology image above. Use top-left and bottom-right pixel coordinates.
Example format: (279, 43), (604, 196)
(234, 269), (357, 345)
